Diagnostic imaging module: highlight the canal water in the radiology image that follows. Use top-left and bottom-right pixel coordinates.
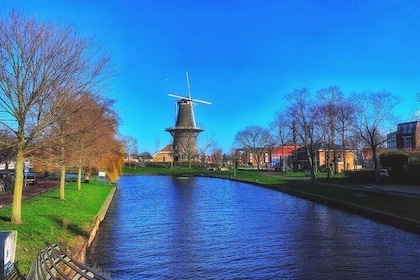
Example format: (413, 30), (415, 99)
(87, 175), (420, 279)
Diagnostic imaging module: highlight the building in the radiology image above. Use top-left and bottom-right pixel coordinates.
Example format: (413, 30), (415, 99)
(317, 148), (355, 173)
(152, 144), (174, 163)
(386, 131), (397, 150)
(270, 146), (299, 171)
(235, 147), (278, 169)
(235, 144), (355, 173)
(165, 72), (211, 163)
(387, 121), (420, 151)
(290, 145), (355, 173)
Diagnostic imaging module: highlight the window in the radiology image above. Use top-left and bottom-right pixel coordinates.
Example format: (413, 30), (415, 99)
(402, 136), (412, 150)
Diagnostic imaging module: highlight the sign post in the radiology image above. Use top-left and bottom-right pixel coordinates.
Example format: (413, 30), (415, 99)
(98, 171), (106, 186)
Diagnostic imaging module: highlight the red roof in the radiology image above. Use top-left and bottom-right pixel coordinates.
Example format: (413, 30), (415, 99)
(161, 144), (173, 152)
(152, 144), (173, 157)
(271, 146), (299, 156)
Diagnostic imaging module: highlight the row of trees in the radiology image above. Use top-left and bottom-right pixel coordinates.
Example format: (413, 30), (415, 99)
(235, 86), (400, 182)
(0, 10), (124, 224)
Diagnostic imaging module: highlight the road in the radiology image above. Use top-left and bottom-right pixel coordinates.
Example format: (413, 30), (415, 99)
(0, 180), (58, 209)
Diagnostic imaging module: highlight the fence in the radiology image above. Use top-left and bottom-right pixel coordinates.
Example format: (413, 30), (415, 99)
(26, 245), (111, 280)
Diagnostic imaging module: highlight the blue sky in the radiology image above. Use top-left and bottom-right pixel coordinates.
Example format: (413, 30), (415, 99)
(3, 0), (420, 153)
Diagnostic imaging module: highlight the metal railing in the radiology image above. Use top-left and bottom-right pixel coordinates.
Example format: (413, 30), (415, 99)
(27, 245), (111, 280)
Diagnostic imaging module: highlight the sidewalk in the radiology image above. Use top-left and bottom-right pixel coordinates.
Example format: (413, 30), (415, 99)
(0, 180), (58, 209)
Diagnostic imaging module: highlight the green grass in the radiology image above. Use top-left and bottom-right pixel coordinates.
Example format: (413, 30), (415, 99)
(0, 181), (113, 274)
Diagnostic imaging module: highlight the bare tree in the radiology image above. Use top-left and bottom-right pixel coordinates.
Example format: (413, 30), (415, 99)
(234, 126), (275, 169)
(83, 107), (123, 183)
(271, 111), (293, 172)
(32, 95), (81, 200)
(353, 91), (399, 181)
(0, 10), (110, 223)
(209, 148), (223, 166)
(317, 86), (343, 176)
(122, 136), (138, 168)
(175, 131), (201, 168)
(336, 95), (357, 171)
(197, 132), (217, 167)
(65, 93), (122, 188)
(285, 88), (324, 182)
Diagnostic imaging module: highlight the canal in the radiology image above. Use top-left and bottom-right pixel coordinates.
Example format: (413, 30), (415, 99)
(87, 175), (420, 279)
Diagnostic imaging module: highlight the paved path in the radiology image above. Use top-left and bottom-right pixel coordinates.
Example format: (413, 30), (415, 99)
(0, 180), (58, 209)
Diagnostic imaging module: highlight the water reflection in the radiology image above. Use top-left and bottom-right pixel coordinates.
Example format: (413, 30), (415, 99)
(88, 175), (420, 279)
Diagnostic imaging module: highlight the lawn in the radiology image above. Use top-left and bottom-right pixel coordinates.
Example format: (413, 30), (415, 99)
(0, 181), (113, 274)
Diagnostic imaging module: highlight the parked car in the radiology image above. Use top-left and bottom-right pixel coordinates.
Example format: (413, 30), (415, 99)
(377, 169), (389, 178)
(25, 174), (38, 185)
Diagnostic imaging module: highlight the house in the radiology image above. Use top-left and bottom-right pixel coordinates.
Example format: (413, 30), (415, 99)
(317, 148), (355, 173)
(270, 145), (300, 171)
(387, 121), (420, 151)
(234, 144), (355, 173)
(234, 148), (273, 168)
(289, 145), (355, 173)
(152, 144), (174, 163)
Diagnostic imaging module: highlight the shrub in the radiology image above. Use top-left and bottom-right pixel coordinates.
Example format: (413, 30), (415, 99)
(379, 151), (408, 182)
(406, 164), (420, 184)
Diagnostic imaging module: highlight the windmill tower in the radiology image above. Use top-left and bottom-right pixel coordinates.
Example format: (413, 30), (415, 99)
(165, 72), (211, 162)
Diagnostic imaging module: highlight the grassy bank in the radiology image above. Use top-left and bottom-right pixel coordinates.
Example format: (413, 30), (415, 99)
(0, 181), (113, 274)
(125, 166), (420, 225)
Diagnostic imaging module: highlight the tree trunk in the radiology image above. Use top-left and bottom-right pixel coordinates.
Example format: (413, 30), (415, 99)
(77, 166), (82, 190)
(11, 148), (25, 224)
(60, 136), (66, 200)
(306, 146), (317, 184)
(333, 149), (339, 175)
(325, 148), (330, 179)
(60, 166), (66, 200)
(342, 126), (347, 172)
(372, 146), (379, 183)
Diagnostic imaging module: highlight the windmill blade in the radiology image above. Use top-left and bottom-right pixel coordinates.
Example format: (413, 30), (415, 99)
(191, 98), (212, 105)
(186, 71), (192, 100)
(168, 93), (190, 100)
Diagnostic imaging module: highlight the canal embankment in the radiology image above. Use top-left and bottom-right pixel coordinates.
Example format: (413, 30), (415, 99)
(72, 185), (117, 264)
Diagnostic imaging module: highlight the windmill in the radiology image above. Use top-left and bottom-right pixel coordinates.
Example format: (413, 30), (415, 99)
(165, 71), (211, 162)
